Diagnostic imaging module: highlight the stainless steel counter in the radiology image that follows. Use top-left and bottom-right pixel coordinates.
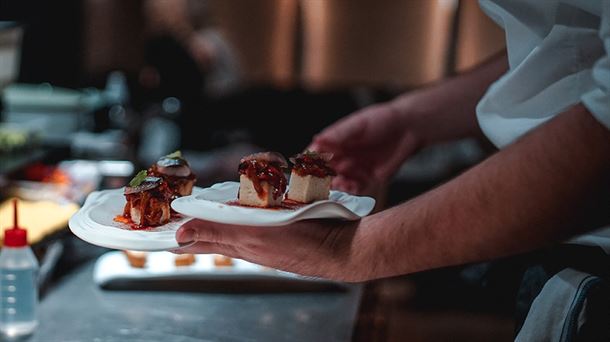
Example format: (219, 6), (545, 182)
(28, 261), (362, 341)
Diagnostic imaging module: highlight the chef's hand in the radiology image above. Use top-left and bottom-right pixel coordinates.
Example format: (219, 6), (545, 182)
(308, 101), (421, 195)
(173, 218), (365, 282)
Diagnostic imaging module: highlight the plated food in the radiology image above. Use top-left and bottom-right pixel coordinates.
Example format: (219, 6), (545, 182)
(174, 253), (196, 267)
(237, 150), (336, 208)
(214, 254), (234, 267)
(124, 250), (148, 268)
(69, 149), (373, 250)
(149, 151), (197, 199)
(287, 151), (336, 203)
(123, 250), (199, 268)
(121, 174), (172, 228)
(238, 152), (288, 207)
(116, 151), (197, 229)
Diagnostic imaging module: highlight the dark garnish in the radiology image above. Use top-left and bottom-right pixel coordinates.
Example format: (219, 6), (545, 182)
(290, 151), (336, 178)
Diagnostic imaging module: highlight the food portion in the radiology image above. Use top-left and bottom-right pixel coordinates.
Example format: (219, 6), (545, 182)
(115, 152), (197, 229)
(124, 250), (148, 268)
(121, 171), (172, 228)
(174, 253), (196, 267)
(123, 251), (196, 268)
(213, 254), (233, 267)
(238, 152), (288, 207)
(149, 151), (197, 199)
(286, 151), (336, 203)
(234, 150), (336, 207)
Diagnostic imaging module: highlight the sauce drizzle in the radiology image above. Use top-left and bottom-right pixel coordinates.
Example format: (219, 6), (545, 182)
(238, 160), (287, 200)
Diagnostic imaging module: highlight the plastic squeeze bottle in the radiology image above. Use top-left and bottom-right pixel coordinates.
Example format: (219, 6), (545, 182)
(0, 199), (39, 338)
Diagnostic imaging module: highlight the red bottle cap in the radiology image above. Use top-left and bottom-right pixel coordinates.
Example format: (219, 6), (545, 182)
(4, 199), (28, 247)
(4, 228), (27, 247)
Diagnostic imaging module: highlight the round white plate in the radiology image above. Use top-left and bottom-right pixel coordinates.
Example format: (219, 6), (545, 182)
(69, 188), (203, 251)
(171, 181), (376, 226)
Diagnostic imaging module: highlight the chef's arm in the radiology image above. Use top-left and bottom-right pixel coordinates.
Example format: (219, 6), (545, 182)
(350, 104), (610, 280)
(389, 50), (508, 148)
(175, 104), (610, 282)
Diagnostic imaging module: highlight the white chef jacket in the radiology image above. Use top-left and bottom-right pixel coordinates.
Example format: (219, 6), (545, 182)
(477, 0), (610, 251)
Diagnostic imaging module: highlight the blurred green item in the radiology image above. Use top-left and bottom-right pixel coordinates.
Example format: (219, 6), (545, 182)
(0, 125), (38, 154)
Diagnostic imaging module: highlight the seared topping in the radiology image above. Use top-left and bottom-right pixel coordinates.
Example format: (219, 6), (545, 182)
(240, 152), (288, 169)
(148, 150), (197, 198)
(155, 163), (191, 177)
(290, 150), (336, 178)
(125, 176), (162, 194)
(155, 150), (192, 177)
(238, 155), (287, 200)
(157, 156), (188, 168)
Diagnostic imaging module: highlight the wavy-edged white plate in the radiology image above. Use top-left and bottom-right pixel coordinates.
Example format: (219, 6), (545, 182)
(70, 182), (375, 251)
(69, 188), (204, 251)
(171, 181), (375, 226)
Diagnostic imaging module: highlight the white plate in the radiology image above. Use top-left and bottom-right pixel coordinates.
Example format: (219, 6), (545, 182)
(70, 182), (375, 251)
(69, 188), (204, 251)
(171, 181), (375, 226)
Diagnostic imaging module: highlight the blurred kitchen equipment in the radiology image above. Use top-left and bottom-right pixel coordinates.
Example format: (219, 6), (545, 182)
(1, 83), (103, 146)
(1, 70), (131, 150)
(0, 23), (22, 89)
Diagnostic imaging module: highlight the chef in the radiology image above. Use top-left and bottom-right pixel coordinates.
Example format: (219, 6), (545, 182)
(176, 1), (610, 338)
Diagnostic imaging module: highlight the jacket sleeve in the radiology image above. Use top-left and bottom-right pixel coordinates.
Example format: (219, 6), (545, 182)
(582, 1), (610, 130)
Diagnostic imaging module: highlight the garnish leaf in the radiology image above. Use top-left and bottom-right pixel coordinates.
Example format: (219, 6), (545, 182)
(129, 170), (148, 187)
(164, 150), (182, 159)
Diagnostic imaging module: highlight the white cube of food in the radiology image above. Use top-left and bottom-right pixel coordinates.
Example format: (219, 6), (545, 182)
(287, 172), (332, 203)
(238, 174), (283, 207)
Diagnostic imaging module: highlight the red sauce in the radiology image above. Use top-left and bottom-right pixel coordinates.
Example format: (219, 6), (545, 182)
(113, 215), (130, 224)
(238, 160), (287, 200)
(291, 155), (336, 178)
(281, 198), (308, 209)
(114, 211), (183, 231)
(113, 215), (151, 230)
(225, 199), (306, 211)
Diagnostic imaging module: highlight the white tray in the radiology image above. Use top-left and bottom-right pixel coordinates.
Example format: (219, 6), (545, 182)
(93, 251), (344, 291)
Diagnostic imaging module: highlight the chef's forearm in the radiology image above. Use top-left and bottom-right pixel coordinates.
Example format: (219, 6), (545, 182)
(348, 104), (610, 280)
(390, 50), (508, 148)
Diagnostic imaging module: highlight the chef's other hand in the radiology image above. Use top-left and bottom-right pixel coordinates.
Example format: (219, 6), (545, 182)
(308, 102), (420, 194)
